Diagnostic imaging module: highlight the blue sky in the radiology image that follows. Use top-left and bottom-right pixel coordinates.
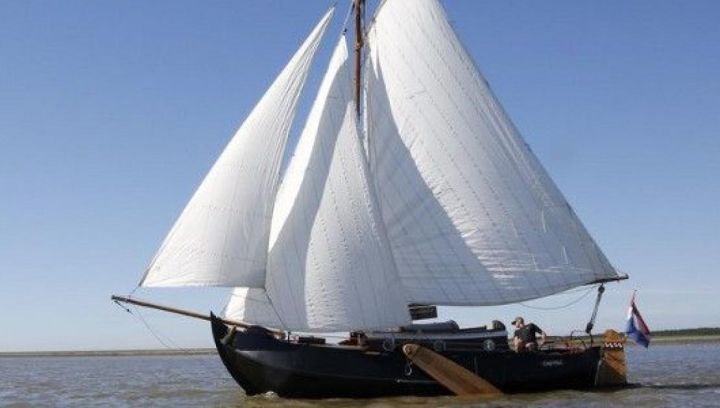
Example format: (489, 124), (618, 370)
(1, 0), (718, 352)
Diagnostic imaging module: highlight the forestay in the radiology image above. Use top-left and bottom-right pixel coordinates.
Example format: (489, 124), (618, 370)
(365, 0), (619, 305)
(225, 37), (411, 331)
(140, 8), (334, 287)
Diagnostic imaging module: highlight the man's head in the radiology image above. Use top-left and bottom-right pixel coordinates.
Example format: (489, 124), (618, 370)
(512, 316), (525, 328)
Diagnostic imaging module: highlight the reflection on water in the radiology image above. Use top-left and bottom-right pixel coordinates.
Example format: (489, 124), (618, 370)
(2, 343), (719, 407)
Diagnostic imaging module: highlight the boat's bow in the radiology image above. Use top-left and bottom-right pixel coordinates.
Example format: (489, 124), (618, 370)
(211, 313), (266, 396)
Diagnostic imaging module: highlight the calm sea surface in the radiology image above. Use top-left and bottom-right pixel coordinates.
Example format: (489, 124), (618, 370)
(2, 343), (719, 407)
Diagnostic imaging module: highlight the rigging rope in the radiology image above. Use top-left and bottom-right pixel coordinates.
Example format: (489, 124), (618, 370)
(113, 299), (218, 370)
(518, 285), (596, 310)
(132, 306), (179, 351)
(114, 299), (184, 351)
(340, 0), (355, 35)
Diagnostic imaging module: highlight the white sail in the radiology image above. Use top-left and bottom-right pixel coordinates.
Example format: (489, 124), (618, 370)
(140, 8), (334, 287)
(365, 0), (618, 305)
(225, 38), (411, 331)
(224, 288), (283, 328)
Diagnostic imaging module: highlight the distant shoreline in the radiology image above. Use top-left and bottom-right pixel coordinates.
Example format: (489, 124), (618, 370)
(635, 334), (720, 345)
(0, 348), (217, 358)
(2, 334), (719, 357)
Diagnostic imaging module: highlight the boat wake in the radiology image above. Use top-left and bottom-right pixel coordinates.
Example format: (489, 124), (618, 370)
(642, 383), (720, 391)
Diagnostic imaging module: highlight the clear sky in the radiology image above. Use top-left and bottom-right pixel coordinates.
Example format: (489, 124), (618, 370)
(1, 0), (718, 352)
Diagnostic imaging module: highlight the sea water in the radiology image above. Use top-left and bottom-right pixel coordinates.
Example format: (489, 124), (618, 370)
(2, 343), (719, 407)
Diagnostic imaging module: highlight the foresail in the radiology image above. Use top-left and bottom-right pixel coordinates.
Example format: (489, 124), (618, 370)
(224, 288), (283, 328)
(140, 8), (334, 287)
(366, 0), (618, 305)
(225, 38), (410, 332)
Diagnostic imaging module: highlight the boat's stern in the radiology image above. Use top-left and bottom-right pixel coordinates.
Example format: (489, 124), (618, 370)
(594, 329), (628, 387)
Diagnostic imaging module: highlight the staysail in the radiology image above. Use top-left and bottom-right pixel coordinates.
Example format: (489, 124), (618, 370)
(140, 8), (334, 287)
(365, 0), (619, 306)
(225, 37), (411, 331)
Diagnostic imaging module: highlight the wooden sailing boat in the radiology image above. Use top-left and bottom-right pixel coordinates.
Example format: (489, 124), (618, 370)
(113, 0), (629, 398)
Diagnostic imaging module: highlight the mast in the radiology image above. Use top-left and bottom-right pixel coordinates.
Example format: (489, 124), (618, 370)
(354, 0), (365, 116)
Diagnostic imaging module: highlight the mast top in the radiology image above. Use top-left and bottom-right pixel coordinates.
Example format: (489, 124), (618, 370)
(354, 0), (365, 116)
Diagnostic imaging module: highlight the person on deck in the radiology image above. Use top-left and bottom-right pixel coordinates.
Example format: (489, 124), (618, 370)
(512, 316), (546, 352)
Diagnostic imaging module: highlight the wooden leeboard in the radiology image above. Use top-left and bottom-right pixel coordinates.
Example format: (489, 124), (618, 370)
(402, 344), (502, 396)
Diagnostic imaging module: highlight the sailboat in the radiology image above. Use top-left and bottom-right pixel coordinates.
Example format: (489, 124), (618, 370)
(113, 0), (630, 398)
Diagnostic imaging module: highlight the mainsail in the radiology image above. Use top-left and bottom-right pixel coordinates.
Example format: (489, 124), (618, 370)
(140, 8), (334, 287)
(134, 0), (621, 332)
(365, 0), (618, 306)
(225, 37), (411, 331)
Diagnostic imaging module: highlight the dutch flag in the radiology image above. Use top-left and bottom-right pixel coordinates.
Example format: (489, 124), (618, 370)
(625, 291), (651, 348)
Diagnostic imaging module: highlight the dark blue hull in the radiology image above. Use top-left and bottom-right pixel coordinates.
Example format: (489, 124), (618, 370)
(210, 314), (612, 398)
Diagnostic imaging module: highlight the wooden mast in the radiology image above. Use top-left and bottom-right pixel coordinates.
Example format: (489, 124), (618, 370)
(354, 0), (365, 116)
